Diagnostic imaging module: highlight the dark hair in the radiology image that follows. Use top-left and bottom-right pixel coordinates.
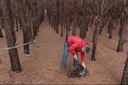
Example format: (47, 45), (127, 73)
(84, 46), (90, 54)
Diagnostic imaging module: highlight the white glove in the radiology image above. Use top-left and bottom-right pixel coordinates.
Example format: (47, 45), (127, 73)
(74, 54), (78, 60)
(81, 62), (86, 69)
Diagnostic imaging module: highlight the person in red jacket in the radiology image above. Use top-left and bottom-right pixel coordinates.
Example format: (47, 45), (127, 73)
(61, 36), (90, 76)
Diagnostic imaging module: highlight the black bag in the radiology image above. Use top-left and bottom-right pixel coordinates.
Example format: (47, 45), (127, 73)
(67, 64), (87, 78)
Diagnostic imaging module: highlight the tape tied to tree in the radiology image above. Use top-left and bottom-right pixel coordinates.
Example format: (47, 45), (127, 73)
(0, 40), (36, 52)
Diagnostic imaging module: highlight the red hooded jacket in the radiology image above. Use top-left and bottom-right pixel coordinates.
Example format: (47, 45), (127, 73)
(67, 36), (89, 62)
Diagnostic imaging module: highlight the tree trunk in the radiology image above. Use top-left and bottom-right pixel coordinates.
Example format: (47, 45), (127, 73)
(0, 28), (3, 38)
(55, 0), (59, 34)
(89, 16), (94, 28)
(33, 9), (36, 37)
(66, 18), (69, 40)
(120, 54), (128, 85)
(17, 0), (30, 54)
(79, 18), (86, 39)
(117, 12), (126, 52)
(79, 1), (86, 40)
(61, 20), (64, 37)
(66, 26), (69, 40)
(31, 11), (35, 40)
(1, 18), (4, 29)
(0, 18), (3, 38)
(99, 19), (106, 35)
(15, 17), (19, 32)
(72, 19), (77, 36)
(1, 0), (22, 72)
(72, 27), (76, 36)
(84, 16), (90, 38)
(60, 0), (64, 37)
(91, 16), (102, 61)
(99, 28), (102, 35)
(91, 42), (97, 61)
(26, 1), (33, 40)
(33, 1), (39, 37)
(108, 19), (114, 39)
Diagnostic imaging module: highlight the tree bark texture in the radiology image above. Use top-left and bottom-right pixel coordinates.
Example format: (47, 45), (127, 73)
(16, 0), (30, 54)
(1, 0), (22, 72)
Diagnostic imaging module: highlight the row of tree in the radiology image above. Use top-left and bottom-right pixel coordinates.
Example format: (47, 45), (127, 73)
(0, 0), (44, 72)
(46, 0), (128, 84)
(46, 0), (128, 60)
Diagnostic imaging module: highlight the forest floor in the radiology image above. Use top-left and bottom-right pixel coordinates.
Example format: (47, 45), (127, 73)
(0, 14), (128, 84)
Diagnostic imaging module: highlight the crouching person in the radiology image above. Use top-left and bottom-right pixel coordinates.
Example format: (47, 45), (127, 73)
(61, 36), (90, 76)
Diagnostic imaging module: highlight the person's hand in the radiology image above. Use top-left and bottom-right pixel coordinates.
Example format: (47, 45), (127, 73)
(81, 62), (86, 69)
(73, 54), (78, 60)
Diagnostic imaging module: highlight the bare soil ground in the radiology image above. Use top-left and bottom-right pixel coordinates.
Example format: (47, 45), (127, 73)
(0, 15), (128, 84)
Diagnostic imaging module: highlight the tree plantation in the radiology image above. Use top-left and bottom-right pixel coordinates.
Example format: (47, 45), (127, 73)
(0, 0), (128, 84)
